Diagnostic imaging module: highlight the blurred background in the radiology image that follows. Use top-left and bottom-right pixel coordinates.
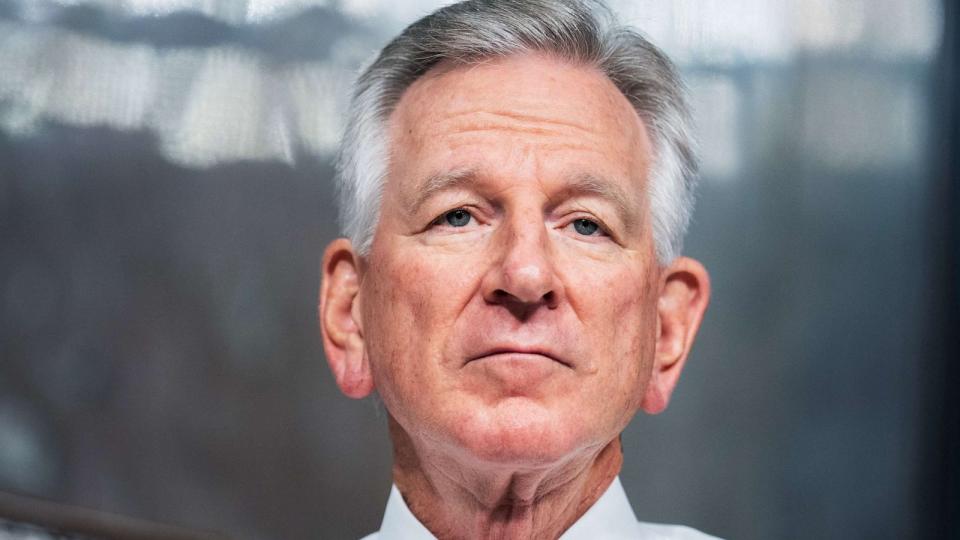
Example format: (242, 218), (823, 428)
(0, 0), (957, 539)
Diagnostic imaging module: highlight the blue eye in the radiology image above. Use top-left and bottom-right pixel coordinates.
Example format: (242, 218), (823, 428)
(443, 208), (472, 227)
(572, 218), (600, 236)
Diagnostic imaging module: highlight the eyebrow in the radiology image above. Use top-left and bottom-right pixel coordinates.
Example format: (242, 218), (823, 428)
(407, 167), (479, 215)
(406, 168), (639, 231)
(554, 172), (638, 232)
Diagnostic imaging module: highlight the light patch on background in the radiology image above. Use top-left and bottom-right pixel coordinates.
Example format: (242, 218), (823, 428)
(795, 0), (941, 58)
(689, 75), (741, 181)
(796, 0), (867, 52)
(853, 0), (943, 59)
(163, 48), (284, 165)
(614, 0), (793, 65)
(613, 0), (940, 63)
(30, 0), (441, 24)
(61, 0), (250, 22)
(45, 34), (156, 130)
(23, 0), (942, 54)
(0, 0), (943, 169)
(245, 0), (330, 21)
(0, 400), (57, 493)
(0, 22), (354, 167)
(286, 62), (347, 153)
(800, 71), (923, 171)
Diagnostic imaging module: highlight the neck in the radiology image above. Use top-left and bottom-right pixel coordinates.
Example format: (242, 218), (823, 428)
(388, 416), (623, 540)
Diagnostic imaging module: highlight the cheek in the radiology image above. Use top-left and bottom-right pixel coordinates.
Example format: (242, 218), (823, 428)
(374, 249), (478, 328)
(359, 249), (481, 386)
(365, 250), (439, 322)
(359, 256), (419, 395)
(570, 259), (656, 338)
(569, 260), (659, 393)
(613, 277), (659, 342)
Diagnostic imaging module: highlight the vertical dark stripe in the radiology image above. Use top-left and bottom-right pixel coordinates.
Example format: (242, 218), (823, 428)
(923, 2), (960, 538)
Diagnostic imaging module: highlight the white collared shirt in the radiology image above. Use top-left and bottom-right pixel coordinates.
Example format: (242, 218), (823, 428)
(360, 477), (721, 539)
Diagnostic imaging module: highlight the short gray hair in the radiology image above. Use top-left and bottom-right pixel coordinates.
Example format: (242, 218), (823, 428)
(335, 0), (698, 263)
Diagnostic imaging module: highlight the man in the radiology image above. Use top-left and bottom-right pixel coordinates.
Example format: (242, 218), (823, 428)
(319, 0), (714, 538)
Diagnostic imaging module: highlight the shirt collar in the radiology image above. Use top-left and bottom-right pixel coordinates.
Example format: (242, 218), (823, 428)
(376, 477), (642, 540)
(376, 483), (434, 540)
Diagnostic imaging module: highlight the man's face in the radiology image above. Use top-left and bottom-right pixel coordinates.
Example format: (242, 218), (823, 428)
(350, 53), (664, 466)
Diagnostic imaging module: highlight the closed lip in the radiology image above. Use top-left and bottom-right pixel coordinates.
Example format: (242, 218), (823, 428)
(466, 346), (573, 368)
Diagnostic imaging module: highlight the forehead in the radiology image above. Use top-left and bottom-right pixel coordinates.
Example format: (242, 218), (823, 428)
(386, 52), (652, 198)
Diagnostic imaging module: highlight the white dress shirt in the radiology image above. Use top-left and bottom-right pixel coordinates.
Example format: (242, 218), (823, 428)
(360, 477), (721, 539)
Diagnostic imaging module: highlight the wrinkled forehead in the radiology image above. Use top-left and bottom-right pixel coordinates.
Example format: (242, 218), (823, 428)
(384, 52), (653, 188)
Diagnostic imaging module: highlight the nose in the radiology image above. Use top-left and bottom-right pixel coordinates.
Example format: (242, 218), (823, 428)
(481, 215), (563, 318)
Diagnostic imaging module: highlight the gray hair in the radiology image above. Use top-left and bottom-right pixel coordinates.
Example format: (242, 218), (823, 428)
(335, 0), (698, 263)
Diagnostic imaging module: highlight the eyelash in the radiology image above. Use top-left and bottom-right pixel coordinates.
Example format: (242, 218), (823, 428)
(567, 217), (608, 237)
(431, 207), (477, 228)
(430, 208), (610, 240)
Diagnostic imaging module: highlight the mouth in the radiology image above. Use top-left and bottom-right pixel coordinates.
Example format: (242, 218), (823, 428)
(467, 347), (573, 369)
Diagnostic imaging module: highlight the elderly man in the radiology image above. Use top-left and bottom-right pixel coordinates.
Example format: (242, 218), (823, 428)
(319, 0), (713, 538)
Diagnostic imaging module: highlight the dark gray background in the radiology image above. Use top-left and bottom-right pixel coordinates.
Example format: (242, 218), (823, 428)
(0, 1), (956, 539)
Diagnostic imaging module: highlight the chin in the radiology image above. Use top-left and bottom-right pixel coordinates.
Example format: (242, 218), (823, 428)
(446, 397), (593, 468)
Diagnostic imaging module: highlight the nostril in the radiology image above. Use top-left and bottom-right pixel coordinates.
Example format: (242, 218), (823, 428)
(488, 288), (558, 318)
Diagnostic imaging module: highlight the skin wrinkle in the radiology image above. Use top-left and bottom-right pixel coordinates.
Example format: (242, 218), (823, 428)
(319, 50), (710, 540)
(396, 416), (618, 539)
(551, 172), (639, 236)
(407, 168), (639, 241)
(407, 167), (480, 217)
(443, 108), (600, 138)
(378, 53), (653, 536)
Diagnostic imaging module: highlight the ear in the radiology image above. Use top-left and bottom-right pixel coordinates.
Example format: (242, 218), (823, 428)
(319, 238), (374, 398)
(641, 256), (711, 414)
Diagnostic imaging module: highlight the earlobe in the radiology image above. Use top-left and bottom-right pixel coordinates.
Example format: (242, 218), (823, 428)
(319, 238), (374, 399)
(641, 256), (711, 414)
